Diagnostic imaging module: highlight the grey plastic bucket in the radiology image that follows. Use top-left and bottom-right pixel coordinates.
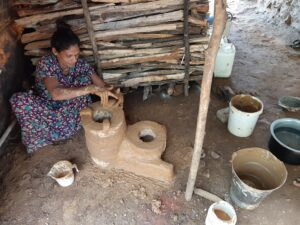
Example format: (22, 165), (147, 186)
(230, 147), (287, 210)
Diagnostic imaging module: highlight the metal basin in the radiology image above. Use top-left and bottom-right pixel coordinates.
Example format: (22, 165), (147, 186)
(269, 118), (300, 165)
(278, 96), (300, 112)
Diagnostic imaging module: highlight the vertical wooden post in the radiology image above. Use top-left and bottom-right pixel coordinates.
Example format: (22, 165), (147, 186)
(185, 0), (227, 201)
(81, 0), (103, 78)
(183, 0), (190, 96)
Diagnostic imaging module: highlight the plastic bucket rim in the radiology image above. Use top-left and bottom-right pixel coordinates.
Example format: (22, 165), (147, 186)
(231, 148), (288, 192)
(208, 200), (237, 224)
(230, 94), (264, 115)
(270, 118), (300, 153)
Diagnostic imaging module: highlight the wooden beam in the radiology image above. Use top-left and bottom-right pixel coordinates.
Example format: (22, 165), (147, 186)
(185, 0), (227, 201)
(183, 0), (190, 96)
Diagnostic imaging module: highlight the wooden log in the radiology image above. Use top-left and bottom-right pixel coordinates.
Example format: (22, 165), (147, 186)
(127, 69), (185, 78)
(93, 0), (202, 15)
(25, 40), (50, 50)
(81, 46), (180, 59)
(21, 27), (86, 44)
(24, 33), (90, 50)
(122, 75), (202, 87)
(21, 10), (203, 43)
(130, 36), (209, 48)
(35, 18), (87, 32)
(92, 5), (182, 24)
(16, 0), (81, 17)
(81, 41), (126, 49)
(92, 0), (153, 3)
(185, 0), (227, 201)
(190, 60), (205, 65)
(102, 67), (203, 83)
(183, 0), (190, 96)
(15, 0), (202, 27)
(15, 8), (85, 27)
(188, 16), (208, 27)
(23, 32), (181, 51)
(100, 51), (180, 69)
(192, 4), (209, 13)
(94, 23), (180, 40)
(13, 0), (59, 6)
(128, 63), (203, 71)
(79, 45), (205, 59)
(24, 49), (49, 56)
(93, 10), (183, 31)
(121, 73), (185, 87)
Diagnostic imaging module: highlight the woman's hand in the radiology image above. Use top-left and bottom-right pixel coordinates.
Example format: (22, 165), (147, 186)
(96, 90), (119, 107)
(85, 84), (105, 94)
(104, 83), (114, 91)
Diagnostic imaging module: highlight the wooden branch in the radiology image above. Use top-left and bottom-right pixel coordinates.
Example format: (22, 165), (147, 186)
(121, 73), (185, 87)
(81, 46), (180, 59)
(91, 0), (153, 3)
(21, 27), (86, 43)
(15, 0), (201, 27)
(15, 8), (84, 27)
(24, 40), (50, 50)
(194, 188), (223, 202)
(24, 49), (49, 56)
(16, 0), (81, 17)
(81, 0), (102, 77)
(13, 0), (59, 6)
(188, 16), (208, 26)
(93, 10), (183, 31)
(100, 51), (180, 69)
(183, 0), (190, 96)
(94, 23), (179, 40)
(192, 4), (209, 13)
(185, 0), (227, 201)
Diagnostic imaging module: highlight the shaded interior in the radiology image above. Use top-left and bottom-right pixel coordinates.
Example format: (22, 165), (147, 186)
(93, 110), (112, 123)
(139, 128), (156, 143)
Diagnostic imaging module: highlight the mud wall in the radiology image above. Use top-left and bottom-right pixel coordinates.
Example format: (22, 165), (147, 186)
(258, 0), (300, 31)
(0, 25), (31, 151)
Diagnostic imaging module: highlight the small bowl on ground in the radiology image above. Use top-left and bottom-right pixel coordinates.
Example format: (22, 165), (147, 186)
(278, 96), (300, 112)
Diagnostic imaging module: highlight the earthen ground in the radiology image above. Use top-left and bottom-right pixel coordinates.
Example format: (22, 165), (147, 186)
(0, 0), (299, 224)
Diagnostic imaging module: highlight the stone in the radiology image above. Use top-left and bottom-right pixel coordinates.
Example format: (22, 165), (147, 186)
(151, 199), (162, 215)
(216, 107), (230, 123)
(285, 14), (292, 25)
(210, 151), (221, 159)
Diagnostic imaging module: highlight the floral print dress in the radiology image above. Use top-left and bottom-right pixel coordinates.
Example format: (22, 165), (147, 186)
(10, 54), (95, 153)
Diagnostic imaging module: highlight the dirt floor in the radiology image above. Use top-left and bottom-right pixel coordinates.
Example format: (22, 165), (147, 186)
(0, 0), (300, 224)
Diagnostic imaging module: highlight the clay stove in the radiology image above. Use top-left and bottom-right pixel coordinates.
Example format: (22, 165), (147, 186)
(80, 91), (174, 183)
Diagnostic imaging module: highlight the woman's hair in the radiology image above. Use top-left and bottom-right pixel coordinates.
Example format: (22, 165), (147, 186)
(50, 19), (80, 52)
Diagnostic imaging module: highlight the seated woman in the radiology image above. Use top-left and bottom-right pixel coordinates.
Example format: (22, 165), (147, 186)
(10, 20), (112, 153)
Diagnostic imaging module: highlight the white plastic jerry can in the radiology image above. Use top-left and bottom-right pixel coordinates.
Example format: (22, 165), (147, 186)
(214, 40), (236, 78)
